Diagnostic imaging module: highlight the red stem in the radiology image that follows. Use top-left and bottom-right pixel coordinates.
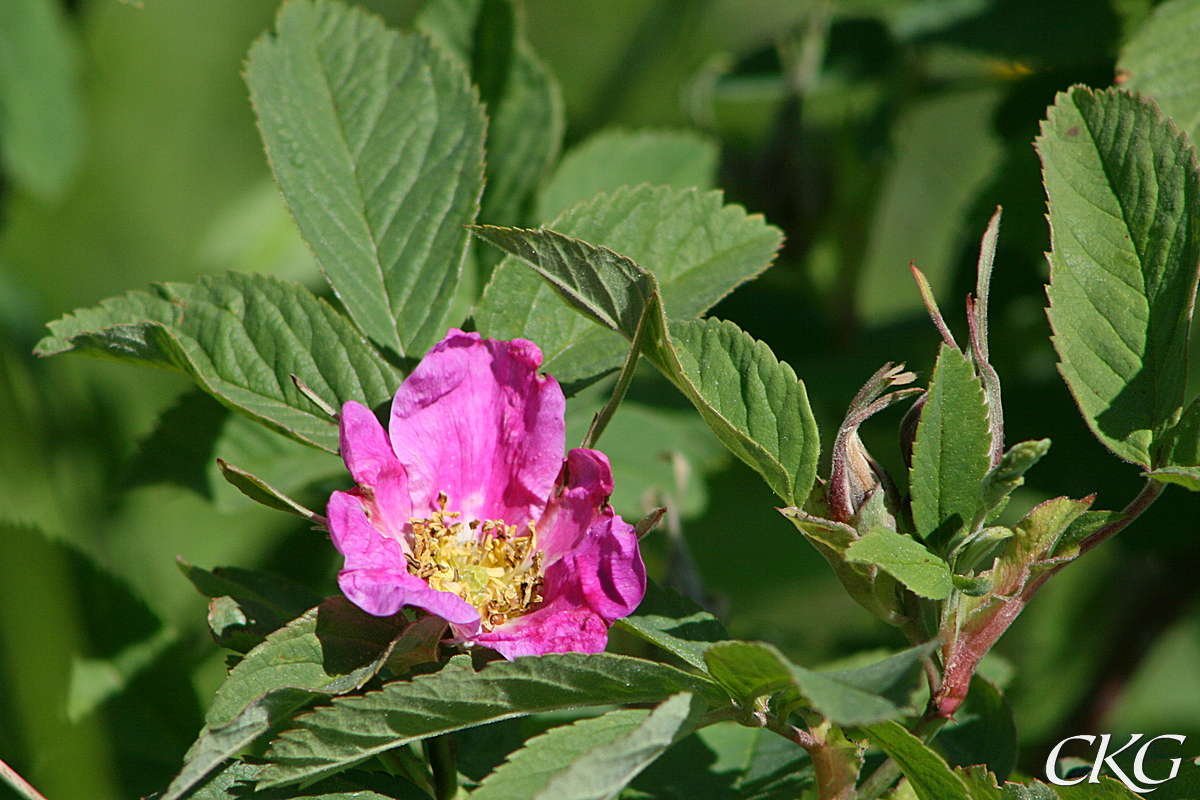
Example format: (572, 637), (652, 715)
(936, 479), (1164, 716)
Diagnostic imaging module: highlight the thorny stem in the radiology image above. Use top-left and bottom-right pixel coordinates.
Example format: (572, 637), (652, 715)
(936, 479), (1165, 717)
(858, 480), (1164, 797)
(0, 757), (48, 800)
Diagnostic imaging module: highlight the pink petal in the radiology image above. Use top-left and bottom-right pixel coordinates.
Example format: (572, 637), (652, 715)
(471, 596), (610, 658)
(536, 448), (618, 560)
(339, 401), (397, 486)
(388, 329), (565, 525)
(328, 490), (480, 630)
(473, 458), (646, 659)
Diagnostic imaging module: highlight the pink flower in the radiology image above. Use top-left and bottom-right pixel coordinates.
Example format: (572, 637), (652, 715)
(327, 329), (646, 659)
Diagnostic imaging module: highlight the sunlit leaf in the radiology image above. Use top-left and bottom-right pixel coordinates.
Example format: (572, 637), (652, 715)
(258, 653), (722, 788)
(860, 720), (969, 800)
(162, 598), (419, 800)
(1040, 86), (1200, 467)
(909, 344), (993, 544)
(247, 0), (486, 357)
(36, 272), (402, 453)
(475, 184), (781, 384)
(845, 528), (953, 600)
(535, 128), (718, 223)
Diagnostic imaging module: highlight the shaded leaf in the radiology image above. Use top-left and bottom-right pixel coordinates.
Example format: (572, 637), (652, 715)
(536, 128), (719, 223)
(478, 40), (563, 230)
(258, 653), (722, 787)
(564, 391), (727, 520)
(36, 272), (402, 453)
(162, 598), (420, 800)
(1119, 0), (1200, 143)
(470, 708), (653, 800)
(475, 184), (781, 384)
(188, 759), (429, 799)
(1040, 86), (1200, 467)
(845, 528), (954, 600)
(858, 88), (1003, 324)
(123, 389), (229, 498)
(615, 578), (730, 670)
(247, 0), (486, 357)
(0, 0), (84, 198)
(861, 720), (969, 800)
(938, 676), (1018, 782)
(181, 561), (323, 653)
(703, 641), (929, 727)
(910, 344), (993, 544)
(532, 693), (707, 800)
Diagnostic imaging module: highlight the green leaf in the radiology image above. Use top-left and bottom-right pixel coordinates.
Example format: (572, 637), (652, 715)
(1145, 465), (1200, 490)
(417, 0), (564, 233)
(36, 272), (402, 453)
(615, 578), (730, 670)
(473, 224), (817, 504)
(531, 693), (707, 800)
(1054, 779), (1146, 799)
(258, 653), (722, 788)
(162, 598), (419, 800)
(479, 41), (563, 229)
(188, 760), (429, 800)
(0, 0), (84, 198)
(910, 343), (993, 543)
(216, 459), (324, 522)
(938, 676), (1018, 782)
(535, 128), (719, 223)
(470, 708), (653, 800)
(845, 528), (954, 600)
(246, 0), (486, 358)
(861, 720), (970, 800)
(1119, 0), (1200, 144)
(661, 317), (820, 506)
(564, 392), (727, 521)
(703, 641), (929, 727)
(473, 224), (655, 339)
(475, 184), (781, 384)
(1155, 391), (1200, 484)
(210, 413), (345, 512)
(1040, 86), (1200, 467)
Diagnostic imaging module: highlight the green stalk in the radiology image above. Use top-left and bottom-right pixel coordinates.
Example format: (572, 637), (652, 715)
(425, 733), (459, 800)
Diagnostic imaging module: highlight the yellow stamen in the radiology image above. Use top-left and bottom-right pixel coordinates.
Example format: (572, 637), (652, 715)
(407, 492), (544, 631)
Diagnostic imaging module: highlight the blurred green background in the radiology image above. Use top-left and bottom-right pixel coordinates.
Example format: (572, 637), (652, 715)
(2, 0), (1198, 797)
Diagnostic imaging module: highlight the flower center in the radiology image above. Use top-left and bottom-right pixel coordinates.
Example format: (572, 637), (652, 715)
(406, 492), (545, 631)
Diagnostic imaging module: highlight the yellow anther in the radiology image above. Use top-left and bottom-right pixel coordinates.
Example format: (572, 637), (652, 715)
(406, 492), (544, 631)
